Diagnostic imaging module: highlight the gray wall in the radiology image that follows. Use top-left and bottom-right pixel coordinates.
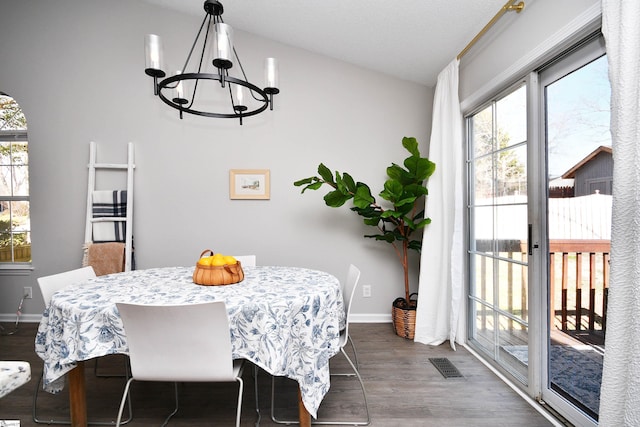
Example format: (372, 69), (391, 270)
(0, 0), (432, 321)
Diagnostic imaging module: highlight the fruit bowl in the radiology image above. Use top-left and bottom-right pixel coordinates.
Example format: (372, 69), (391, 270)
(193, 249), (244, 286)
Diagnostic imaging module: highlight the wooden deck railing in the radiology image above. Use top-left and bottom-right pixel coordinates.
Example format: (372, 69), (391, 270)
(549, 239), (610, 336)
(474, 239), (610, 339)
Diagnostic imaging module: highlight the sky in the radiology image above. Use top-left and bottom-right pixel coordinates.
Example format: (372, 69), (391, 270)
(546, 55), (611, 178)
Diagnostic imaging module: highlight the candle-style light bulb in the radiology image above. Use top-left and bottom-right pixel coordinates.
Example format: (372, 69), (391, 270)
(212, 23), (234, 70)
(264, 58), (280, 110)
(144, 34), (164, 74)
(235, 85), (245, 106)
(144, 34), (166, 96)
(175, 71), (184, 100)
(264, 58), (279, 90)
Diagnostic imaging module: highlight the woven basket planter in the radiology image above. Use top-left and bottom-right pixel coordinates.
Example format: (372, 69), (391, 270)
(391, 294), (417, 339)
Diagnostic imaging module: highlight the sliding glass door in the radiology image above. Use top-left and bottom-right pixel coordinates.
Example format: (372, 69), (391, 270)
(466, 35), (609, 427)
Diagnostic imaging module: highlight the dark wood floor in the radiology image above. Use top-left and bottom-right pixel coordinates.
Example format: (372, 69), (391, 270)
(1, 322), (557, 426)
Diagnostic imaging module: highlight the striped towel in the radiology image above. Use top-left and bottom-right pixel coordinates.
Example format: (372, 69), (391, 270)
(92, 190), (127, 242)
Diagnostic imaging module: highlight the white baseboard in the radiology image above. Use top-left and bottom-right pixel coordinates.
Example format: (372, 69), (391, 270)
(350, 313), (391, 323)
(0, 313), (41, 323)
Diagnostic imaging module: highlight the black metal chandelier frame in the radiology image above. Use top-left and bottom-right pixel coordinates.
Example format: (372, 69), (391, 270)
(144, 0), (279, 124)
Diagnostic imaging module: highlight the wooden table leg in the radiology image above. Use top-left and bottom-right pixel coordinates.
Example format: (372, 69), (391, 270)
(298, 387), (311, 427)
(68, 361), (88, 427)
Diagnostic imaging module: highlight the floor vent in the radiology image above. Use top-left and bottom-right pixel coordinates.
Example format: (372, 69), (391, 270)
(429, 357), (464, 378)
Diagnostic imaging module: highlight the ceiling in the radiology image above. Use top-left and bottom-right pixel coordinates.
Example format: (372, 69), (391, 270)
(142, 0), (510, 87)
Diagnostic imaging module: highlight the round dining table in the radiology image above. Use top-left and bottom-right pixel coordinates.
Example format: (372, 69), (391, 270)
(35, 265), (346, 426)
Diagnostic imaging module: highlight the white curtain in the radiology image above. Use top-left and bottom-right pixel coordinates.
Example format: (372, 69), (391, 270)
(599, 1), (640, 425)
(414, 59), (465, 349)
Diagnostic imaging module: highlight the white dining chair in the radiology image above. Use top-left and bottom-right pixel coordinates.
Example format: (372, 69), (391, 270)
(38, 266), (96, 307)
(114, 301), (247, 427)
(232, 254), (261, 423)
(270, 264), (371, 425)
(233, 254), (256, 267)
(33, 266), (133, 425)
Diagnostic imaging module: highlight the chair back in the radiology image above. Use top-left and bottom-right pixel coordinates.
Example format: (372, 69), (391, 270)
(233, 255), (256, 267)
(115, 301), (236, 382)
(342, 264), (361, 339)
(37, 266), (96, 306)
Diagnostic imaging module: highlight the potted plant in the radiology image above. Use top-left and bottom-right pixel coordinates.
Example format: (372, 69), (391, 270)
(294, 136), (435, 339)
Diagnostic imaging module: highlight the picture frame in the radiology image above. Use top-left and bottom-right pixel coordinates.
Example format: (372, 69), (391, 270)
(229, 169), (270, 200)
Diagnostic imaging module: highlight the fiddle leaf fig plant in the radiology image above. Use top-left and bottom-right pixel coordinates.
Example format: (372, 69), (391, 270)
(294, 136), (436, 304)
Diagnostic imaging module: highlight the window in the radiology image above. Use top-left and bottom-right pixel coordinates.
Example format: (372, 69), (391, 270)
(0, 93), (31, 264)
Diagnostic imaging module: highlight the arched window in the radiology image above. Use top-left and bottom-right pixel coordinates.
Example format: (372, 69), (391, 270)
(0, 92), (31, 264)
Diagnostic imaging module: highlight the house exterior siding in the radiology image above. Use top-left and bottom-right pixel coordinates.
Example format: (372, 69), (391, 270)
(574, 151), (613, 196)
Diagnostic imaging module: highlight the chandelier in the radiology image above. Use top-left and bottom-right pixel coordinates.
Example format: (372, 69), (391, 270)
(144, 0), (279, 125)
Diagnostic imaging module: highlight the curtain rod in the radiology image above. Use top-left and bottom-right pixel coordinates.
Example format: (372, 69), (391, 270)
(457, 0), (525, 60)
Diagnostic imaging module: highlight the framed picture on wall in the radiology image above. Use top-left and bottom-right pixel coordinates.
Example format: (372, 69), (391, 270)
(229, 169), (270, 200)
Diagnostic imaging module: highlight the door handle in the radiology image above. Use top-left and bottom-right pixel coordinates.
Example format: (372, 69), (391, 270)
(528, 224), (539, 255)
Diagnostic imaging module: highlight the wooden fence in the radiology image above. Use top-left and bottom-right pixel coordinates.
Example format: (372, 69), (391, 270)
(0, 244), (31, 262)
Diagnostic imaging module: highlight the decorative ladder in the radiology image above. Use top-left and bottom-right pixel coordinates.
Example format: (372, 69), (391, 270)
(84, 141), (135, 271)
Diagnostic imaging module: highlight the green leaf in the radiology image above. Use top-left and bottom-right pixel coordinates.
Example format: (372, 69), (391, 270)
(380, 179), (403, 202)
(353, 184), (374, 209)
(318, 163), (334, 184)
(363, 217), (380, 226)
(405, 156), (436, 181)
(395, 196), (417, 208)
(324, 190), (351, 207)
(381, 210), (403, 219)
(353, 205), (381, 220)
(402, 136), (420, 157)
(387, 163), (410, 183)
(408, 240), (422, 252)
(300, 181), (324, 193)
(335, 172), (347, 193)
(404, 183), (429, 198)
(415, 218), (432, 229)
(302, 181), (324, 193)
(342, 173), (356, 193)
(365, 233), (395, 243)
(293, 177), (314, 187)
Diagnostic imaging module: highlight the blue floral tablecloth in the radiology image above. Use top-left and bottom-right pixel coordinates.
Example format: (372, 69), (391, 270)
(35, 265), (345, 417)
